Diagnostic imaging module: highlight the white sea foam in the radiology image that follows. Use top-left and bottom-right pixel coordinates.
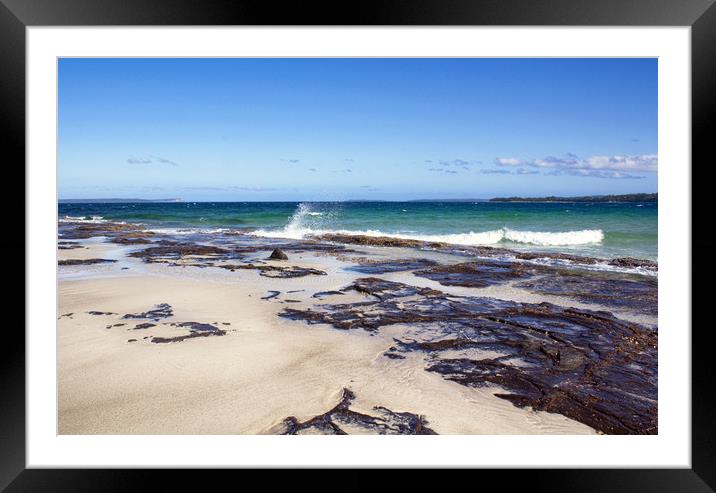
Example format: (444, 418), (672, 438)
(521, 256), (657, 277)
(502, 228), (604, 246)
(59, 215), (111, 224)
(146, 227), (232, 235)
(253, 226), (604, 247)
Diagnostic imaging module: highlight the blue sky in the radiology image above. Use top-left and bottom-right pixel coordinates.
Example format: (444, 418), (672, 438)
(58, 58), (657, 201)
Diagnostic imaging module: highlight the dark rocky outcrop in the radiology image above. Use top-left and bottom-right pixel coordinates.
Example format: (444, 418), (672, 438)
(279, 388), (437, 435)
(280, 277), (657, 435)
(268, 248), (288, 260)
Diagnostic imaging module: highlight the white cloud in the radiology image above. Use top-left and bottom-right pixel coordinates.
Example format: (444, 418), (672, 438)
(494, 157), (523, 166)
(127, 155), (177, 166)
(584, 154), (657, 172)
(480, 169), (511, 175)
(494, 153), (657, 177)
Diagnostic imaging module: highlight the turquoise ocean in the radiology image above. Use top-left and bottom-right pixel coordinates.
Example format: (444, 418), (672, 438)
(58, 201), (658, 261)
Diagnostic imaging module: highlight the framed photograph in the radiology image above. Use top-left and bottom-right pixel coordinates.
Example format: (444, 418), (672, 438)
(5, 0), (713, 488)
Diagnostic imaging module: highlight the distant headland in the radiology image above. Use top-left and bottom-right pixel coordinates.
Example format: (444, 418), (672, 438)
(489, 193), (657, 203)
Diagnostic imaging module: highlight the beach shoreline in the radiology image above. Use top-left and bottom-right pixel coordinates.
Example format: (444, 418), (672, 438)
(57, 219), (657, 435)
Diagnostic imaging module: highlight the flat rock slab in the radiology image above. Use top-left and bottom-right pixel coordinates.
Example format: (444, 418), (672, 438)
(58, 241), (85, 250)
(59, 258), (117, 266)
(167, 321), (221, 332)
(312, 290), (345, 299)
(152, 321), (226, 343)
(110, 235), (154, 244)
(218, 264), (327, 278)
(129, 243), (231, 263)
(261, 290), (281, 300)
(280, 277), (657, 435)
(151, 330), (226, 344)
(132, 323), (156, 330)
(122, 303), (174, 321)
(415, 259), (658, 317)
(347, 258), (439, 274)
(414, 260), (543, 288)
(515, 271), (658, 316)
(59, 222), (145, 240)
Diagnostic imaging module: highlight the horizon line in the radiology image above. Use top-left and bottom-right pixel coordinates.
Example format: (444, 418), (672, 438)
(58, 192), (658, 204)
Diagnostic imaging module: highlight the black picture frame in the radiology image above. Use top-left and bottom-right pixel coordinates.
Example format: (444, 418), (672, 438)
(3, 0), (713, 489)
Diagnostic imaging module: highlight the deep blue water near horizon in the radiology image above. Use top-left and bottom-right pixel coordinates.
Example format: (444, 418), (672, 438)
(58, 201), (658, 261)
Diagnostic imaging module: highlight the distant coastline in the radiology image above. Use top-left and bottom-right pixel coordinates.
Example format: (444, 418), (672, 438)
(489, 193), (657, 203)
(59, 198), (184, 204)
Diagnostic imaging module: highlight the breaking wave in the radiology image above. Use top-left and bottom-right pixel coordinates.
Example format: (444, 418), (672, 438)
(251, 203), (604, 247)
(59, 215), (111, 224)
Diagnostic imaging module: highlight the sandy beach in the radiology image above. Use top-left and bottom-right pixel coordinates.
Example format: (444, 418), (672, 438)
(56, 220), (657, 436)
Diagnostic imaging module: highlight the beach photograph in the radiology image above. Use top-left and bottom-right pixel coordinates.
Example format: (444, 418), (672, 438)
(57, 58), (658, 436)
